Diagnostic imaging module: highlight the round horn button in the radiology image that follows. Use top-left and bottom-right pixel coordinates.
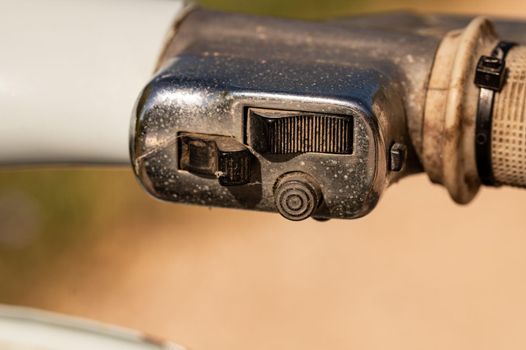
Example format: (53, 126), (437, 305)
(274, 172), (322, 221)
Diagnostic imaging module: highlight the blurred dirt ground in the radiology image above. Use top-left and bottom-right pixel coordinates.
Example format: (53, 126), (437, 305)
(1, 1), (526, 350)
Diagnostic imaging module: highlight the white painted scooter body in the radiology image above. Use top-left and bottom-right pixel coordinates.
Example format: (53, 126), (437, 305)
(0, 0), (186, 345)
(0, 304), (184, 349)
(0, 0), (186, 164)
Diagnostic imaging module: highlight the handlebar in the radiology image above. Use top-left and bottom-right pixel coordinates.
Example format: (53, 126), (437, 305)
(0, 3), (524, 220)
(131, 9), (526, 220)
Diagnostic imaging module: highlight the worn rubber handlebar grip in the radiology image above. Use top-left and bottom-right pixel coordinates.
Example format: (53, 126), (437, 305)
(492, 46), (526, 187)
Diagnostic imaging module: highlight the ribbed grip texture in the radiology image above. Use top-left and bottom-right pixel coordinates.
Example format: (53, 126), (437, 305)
(267, 115), (353, 154)
(492, 46), (526, 187)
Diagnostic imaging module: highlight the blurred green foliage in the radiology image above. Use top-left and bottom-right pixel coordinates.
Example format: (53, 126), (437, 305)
(198, 0), (370, 18)
(0, 169), (143, 300)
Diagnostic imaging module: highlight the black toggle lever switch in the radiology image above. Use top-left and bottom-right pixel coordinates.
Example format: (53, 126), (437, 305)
(179, 133), (252, 186)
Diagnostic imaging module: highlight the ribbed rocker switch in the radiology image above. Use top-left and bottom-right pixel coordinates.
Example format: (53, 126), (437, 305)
(179, 133), (252, 186)
(246, 108), (353, 156)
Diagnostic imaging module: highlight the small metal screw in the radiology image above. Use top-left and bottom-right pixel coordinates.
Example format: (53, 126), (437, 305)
(390, 143), (407, 172)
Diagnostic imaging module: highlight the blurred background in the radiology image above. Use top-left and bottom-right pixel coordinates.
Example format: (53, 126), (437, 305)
(1, 0), (526, 349)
